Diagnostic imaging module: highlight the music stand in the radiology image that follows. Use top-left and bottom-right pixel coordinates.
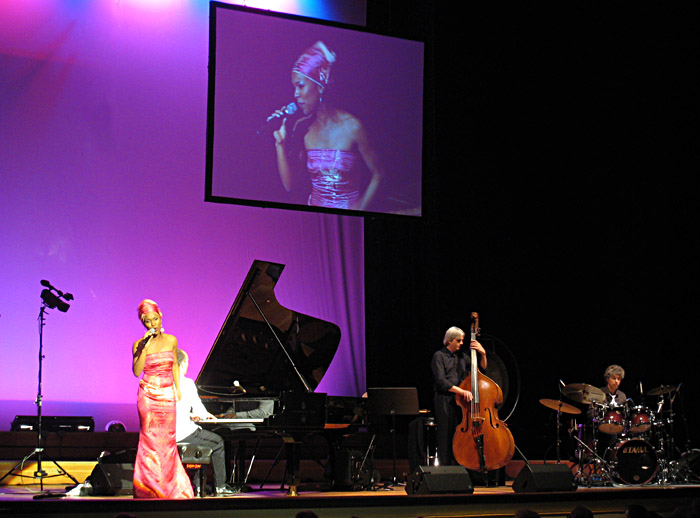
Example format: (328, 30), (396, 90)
(367, 387), (420, 486)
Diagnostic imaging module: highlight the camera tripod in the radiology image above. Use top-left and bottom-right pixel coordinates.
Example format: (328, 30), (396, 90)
(0, 296), (79, 496)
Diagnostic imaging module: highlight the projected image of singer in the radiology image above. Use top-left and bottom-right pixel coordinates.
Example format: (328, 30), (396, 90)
(272, 41), (384, 210)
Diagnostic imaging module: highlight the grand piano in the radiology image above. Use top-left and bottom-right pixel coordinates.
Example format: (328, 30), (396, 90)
(195, 260), (366, 494)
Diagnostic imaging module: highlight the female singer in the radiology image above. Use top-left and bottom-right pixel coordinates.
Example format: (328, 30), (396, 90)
(273, 41), (383, 211)
(132, 299), (193, 499)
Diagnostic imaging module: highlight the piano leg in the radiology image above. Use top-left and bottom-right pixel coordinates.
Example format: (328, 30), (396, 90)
(229, 438), (260, 493)
(282, 436), (300, 496)
(233, 439), (246, 489)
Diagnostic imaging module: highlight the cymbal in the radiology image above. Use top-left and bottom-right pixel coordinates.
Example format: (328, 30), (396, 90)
(539, 398), (581, 414)
(562, 383), (606, 404)
(647, 384), (678, 396)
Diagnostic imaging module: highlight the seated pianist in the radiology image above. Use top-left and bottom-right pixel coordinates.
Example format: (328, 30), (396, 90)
(175, 349), (238, 496)
(217, 394), (275, 430)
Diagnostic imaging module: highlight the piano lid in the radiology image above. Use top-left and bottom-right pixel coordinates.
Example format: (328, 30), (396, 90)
(195, 260), (341, 397)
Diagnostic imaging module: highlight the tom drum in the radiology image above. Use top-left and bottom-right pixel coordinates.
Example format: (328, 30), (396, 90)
(628, 405), (653, 435)
(598, 405), (626, 435)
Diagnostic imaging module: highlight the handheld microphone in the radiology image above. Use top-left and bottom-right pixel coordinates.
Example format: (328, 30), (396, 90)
(266, 102), (298, 122)
(140, 328), (156, 346)
(257, 103), (298, 135)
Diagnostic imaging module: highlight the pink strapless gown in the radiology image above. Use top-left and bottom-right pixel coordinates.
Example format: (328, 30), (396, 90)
(306, 149), (360, 209)
(133, 351), (193, 499)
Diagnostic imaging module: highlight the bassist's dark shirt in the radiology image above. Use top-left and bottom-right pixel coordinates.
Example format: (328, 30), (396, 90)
(431, 347), (471, 395)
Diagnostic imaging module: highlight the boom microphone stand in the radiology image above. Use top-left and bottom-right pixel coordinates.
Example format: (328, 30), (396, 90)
(0, 281), (78, 496)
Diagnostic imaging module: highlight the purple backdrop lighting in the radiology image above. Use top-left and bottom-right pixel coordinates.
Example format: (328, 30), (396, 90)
(0, 0), (365, 432)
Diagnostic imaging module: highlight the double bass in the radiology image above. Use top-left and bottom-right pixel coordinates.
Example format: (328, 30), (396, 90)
(452, 312), (515, 474)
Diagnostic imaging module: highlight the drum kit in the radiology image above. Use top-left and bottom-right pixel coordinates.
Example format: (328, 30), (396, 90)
(539, 381), (697, 486)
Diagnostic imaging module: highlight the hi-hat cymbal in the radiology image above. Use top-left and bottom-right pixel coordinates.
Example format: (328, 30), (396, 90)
(539, 398), (581, 414)
(647, 384), (679, 396)
(562, 383), (606, 404)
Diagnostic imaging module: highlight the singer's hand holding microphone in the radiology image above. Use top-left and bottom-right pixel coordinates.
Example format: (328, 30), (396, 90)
(140, 328), (157, 349)
(258, 102), (297, 137)
(268, 102), (297, 122)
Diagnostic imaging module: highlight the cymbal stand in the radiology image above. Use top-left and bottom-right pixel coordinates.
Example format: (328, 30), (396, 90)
(572, 408), (614, 487)
(551, 382), (568, 464)
(554, 407), (563, 464)
(671, 384), (696, 483)
(653, 395), (670, 484)
(655, 392), (682, 484)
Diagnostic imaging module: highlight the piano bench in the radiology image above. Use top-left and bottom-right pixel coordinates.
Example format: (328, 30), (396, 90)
(177, 443), (213, 498)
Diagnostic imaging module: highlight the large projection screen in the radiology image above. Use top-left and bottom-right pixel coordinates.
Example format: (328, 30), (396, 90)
(205, 2), (424, 217)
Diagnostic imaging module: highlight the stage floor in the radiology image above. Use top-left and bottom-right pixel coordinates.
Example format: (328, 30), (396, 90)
(2, 482), (699, 518)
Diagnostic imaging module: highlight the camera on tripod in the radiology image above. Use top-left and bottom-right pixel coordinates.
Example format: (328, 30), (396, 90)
(40, 279), (73, 312)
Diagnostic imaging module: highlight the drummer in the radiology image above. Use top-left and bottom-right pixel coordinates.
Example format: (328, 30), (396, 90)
(600, 364), (627, 406)
(591, 364), (628, 453)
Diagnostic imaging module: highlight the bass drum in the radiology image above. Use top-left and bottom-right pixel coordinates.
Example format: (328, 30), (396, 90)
(606, 438), (658, 484)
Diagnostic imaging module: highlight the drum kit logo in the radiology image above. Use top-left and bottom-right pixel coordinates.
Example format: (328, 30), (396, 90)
(539, 382), (695, 486)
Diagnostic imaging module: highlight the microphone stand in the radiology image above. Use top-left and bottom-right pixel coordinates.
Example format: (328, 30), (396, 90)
(0, 303), (79, 496)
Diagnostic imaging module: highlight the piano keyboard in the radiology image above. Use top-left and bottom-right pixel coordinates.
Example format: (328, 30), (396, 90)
(200, 418), (264, 424)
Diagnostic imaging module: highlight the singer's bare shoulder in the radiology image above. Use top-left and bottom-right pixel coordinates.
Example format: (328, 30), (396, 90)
(336, 110), (367, 140)
(165, 333), (177, 348)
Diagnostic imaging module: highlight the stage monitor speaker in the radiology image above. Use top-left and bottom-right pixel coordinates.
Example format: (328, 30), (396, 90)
(512, 463), (577, 493)
(89, 462), (133, 496)
(406, 465), (473, 495)
(89, 450), (136, 496)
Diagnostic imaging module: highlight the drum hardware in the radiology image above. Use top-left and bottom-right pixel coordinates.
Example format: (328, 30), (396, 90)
(562, 383), (612, 486)
(539, 398), (581, 464)
(646, 383), (683, 484)
(560, 379), (692, 486)
(647, 384), (680, 396)
(539, 399), (581, 415)
(570, 424), (614, 487)
(669, 449), (700, 483)
(562, 383), (606, 405)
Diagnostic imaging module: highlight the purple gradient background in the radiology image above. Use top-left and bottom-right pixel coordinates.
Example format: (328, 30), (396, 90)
(0, 1), (365, 432)
(209, 5), (424, 215)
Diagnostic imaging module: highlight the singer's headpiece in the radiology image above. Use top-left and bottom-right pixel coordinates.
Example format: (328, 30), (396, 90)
(138, 299), (162, 322)
(292, 41), (336, 89)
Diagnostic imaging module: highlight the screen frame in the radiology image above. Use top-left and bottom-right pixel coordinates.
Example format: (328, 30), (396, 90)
(204, 1), (426, 219)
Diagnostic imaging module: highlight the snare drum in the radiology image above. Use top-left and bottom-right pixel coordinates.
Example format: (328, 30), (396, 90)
(628, 405), (653, 435)
(598, 405), (626, 434)
(606, 438), (658, 484)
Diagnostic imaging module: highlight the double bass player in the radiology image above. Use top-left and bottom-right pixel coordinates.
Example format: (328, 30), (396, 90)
(431, 326), (487, 466)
